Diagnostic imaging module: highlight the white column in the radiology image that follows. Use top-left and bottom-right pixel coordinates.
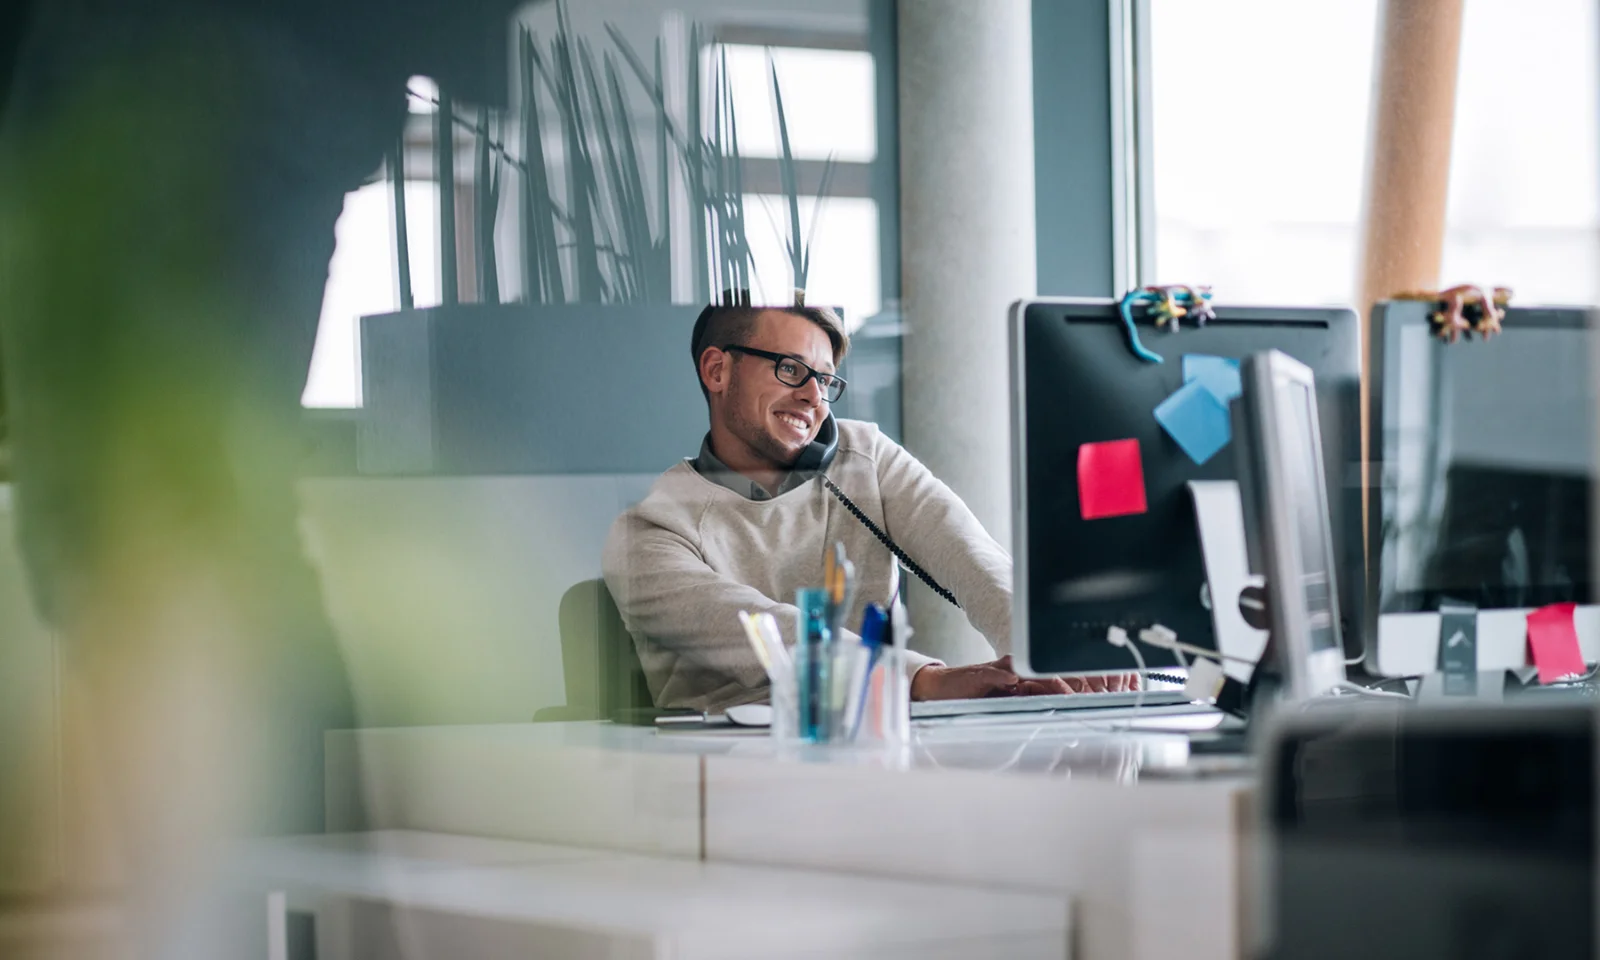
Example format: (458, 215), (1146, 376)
(898, 0), (1037, 664)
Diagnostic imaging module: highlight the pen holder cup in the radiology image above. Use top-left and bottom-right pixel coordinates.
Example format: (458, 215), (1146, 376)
(860, 649), (912, 746)
(769, 670), (800, 743)
(772, 646), (910, 748)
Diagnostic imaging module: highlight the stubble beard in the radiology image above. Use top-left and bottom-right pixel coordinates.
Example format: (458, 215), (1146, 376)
(726, 379), (802, 470)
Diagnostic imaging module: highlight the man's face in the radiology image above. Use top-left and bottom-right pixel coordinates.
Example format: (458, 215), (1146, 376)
(706, 310), (835, 469)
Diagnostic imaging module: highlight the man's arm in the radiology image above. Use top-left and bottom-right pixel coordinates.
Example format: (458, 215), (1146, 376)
(873, 434), (1014, 654)
(873, 434), (1138, 694)
(602, 510), (940, 695)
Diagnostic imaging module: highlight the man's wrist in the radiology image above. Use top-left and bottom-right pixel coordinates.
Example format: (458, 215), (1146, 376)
(909, 663), (942, 701)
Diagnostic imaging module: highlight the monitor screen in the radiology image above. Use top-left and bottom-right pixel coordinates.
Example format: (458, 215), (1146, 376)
(1014, 301), (1362, 674)
(1375, 307), (1596, 614)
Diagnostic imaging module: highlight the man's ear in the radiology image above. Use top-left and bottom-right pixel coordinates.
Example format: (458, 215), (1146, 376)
(699, 346), (731, 397)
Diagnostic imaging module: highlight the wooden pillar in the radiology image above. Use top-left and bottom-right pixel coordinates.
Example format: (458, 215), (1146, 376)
(1355, 0), (1465, 552)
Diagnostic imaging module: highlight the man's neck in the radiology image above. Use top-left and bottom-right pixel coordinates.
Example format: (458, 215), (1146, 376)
(706, 424), (788, 496)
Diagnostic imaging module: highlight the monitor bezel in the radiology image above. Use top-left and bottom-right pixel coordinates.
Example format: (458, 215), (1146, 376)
(1008, 297), (1360, 678)
(1367, 301), (1600, 676)
(1240, 350), (1347, 700)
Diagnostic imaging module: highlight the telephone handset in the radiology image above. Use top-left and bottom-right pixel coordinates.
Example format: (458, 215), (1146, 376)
(806, 414), (962, 608)
(793, 411), (840, 474)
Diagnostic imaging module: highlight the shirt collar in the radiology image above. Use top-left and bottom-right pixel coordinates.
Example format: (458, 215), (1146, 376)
(690, 434), (816, 501)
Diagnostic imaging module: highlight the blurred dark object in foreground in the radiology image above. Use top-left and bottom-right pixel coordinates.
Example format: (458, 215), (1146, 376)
(1262, 704), (1594, 960)
(0, 1), (518, 956)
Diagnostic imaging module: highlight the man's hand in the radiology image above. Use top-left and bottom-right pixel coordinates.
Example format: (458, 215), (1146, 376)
(910, 655), (1139, 700)
(909, 655), (1025, 701)
(1061, 673), (1140, 694)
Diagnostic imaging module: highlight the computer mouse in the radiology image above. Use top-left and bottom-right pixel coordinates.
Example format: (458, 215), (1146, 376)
(725, 703), (772, 727)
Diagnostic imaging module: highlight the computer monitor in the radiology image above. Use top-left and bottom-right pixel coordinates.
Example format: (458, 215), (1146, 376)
(1009, 298), (1362, 677)
(1369, 302), (1600, 677)
(1234, 351), (1347, 699)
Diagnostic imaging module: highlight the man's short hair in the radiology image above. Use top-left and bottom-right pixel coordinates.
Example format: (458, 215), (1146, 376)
(689, 300), (850, 400)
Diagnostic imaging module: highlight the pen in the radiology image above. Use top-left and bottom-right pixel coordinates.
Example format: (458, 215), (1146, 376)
(755, 613), (793, 683)
(737, 610), (774, 674)
(797, 588), (831, 741)
(846, 603), (889, 738)
(859, 603), (887, 666)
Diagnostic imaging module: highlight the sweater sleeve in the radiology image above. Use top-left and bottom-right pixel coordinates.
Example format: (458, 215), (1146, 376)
(872, 431), (1014, 655)
(603, 499), (945, 696)
(603, 507), (778, 690)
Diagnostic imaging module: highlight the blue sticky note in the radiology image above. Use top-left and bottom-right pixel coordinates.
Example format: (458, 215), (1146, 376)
(1183, 354), (1242, 404)
(1154, 380), (1232, 465)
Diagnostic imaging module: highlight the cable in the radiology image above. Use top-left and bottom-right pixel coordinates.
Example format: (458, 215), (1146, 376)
(1135, 624), (1257, 665)
(1367, 675), (1420, 693)
(1105, 626), (1149, 725)
(1329, 681), (1412, 701)
(826, 478), (1188, 692)
(1551, 661), (1600, 685)
(1294, 681), (1414, 712)
(823, 476), (961, 608)
(918, 719), (1052, 773)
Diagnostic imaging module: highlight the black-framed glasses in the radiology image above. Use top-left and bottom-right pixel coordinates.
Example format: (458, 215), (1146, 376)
(721, 345), (847, 402)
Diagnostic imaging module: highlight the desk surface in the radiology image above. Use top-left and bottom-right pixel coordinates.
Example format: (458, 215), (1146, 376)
(336, 705), (1242, 783)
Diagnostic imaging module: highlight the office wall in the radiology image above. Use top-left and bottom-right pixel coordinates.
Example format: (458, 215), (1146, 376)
(1033, 0), (1116, 297)
(299, 475), (656, 726)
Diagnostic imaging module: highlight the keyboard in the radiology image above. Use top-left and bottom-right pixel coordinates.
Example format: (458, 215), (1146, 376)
(910, 689), (1195, 720)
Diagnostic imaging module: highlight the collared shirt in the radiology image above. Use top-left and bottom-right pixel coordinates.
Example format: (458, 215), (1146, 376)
(689, 434), (816, 501)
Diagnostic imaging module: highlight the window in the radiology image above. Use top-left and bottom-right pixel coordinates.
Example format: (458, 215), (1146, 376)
(705, 39), (883, 327)
(1146, 0), (1600, 306)
(713, 43), (877, 162)
(302, 180), (440, 408)
(303, 24), (895, 406)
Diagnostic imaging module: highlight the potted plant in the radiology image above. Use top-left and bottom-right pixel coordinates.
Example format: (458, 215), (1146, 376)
(358, 4), (834, 476)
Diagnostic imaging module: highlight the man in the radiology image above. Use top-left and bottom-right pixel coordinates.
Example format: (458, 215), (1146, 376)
(604, 301), (1130, 711)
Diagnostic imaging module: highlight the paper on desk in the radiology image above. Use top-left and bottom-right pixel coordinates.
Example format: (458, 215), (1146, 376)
(1154, 380), (1231, 465)
(1077, 438), (1148, 520)
(1182, 354), (1242, 404)
(1527, 602), (1585, 684)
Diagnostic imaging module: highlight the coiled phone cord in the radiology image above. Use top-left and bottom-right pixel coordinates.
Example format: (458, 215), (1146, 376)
(822, 476), (1186, 687)
(822, 476), (962, 608)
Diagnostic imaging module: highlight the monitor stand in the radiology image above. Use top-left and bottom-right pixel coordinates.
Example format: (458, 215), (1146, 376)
(1181, 481), (1290, 756)
(1190, 481), (1269, 682)
(1188, 590), (1285, 756)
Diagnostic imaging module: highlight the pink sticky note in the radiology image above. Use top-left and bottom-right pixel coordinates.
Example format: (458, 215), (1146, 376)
(1526, 602), (1585, 684)
(1077, 439), (1148, 521)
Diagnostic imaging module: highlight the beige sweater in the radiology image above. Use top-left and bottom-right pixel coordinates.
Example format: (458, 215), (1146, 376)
(603, 419), (1013, 711)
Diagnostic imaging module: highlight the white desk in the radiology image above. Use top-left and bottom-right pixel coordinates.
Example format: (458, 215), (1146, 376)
(236, 830), (1070, 960)
(326, 713), (1254, 960)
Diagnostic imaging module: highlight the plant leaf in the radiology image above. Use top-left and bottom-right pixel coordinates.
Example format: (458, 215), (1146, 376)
(801, 153), (839, 288)
(520, 28), (565, 303)
(554, 0), (602, 301)
(770, 54), (803, 293)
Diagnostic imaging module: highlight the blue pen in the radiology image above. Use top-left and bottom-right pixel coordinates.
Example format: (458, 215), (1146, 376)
(860, 603), (888, 665)
(846, 603), (889, 738)
(796, 588), (832, 742)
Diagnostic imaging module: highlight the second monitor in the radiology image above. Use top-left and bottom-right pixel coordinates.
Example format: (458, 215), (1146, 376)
(1009, 298), (1361, 677)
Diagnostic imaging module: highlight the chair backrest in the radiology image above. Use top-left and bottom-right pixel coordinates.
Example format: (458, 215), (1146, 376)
(543, 579), (652, 721)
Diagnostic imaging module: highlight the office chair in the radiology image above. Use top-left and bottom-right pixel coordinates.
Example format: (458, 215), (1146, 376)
(533, 579), (654, 722)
